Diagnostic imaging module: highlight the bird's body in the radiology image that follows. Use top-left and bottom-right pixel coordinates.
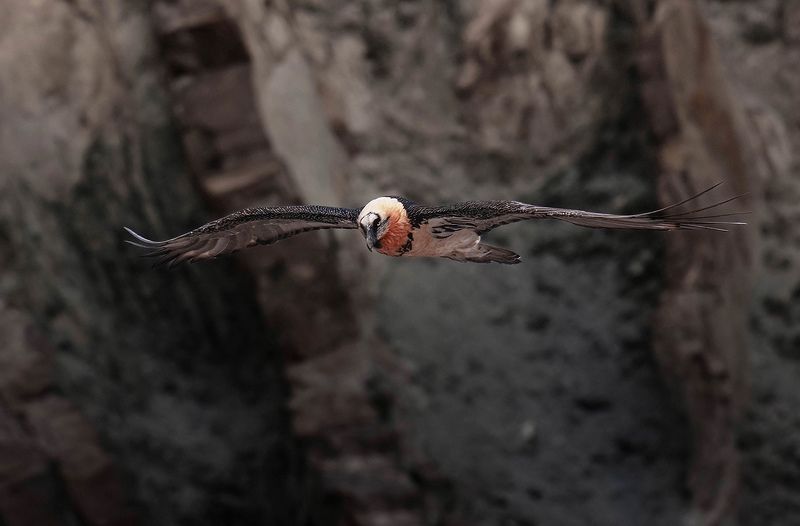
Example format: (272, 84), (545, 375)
(125, 184), (746, 266)
(357, 197), (520, 263)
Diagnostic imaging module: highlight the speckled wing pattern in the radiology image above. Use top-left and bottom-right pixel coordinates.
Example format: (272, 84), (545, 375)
(407, 183), (746, 237)
(125, 205), (359, 267)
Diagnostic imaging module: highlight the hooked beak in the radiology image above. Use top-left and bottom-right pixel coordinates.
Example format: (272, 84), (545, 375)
(360, 212), (380, 252)
(365, 227), (378, 252)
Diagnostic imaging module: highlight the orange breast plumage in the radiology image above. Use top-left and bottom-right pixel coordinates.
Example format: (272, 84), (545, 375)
(378, 212), (412, 256)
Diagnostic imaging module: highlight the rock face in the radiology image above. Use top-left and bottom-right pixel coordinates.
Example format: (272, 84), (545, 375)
(211, 1), (742, 525)
(0, 305), (136, 526)
(0, 0), (798, 525)
(153, 2), (433, 524)
(639, 2), (757, 524)
(0, 2), (300, 525)
(701, 1), (800, 525)
(215, 1), (690, 525)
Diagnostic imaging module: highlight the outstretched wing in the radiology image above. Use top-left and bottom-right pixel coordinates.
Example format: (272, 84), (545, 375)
(409, 183), (746, 237)
(125, 205), (359, 266)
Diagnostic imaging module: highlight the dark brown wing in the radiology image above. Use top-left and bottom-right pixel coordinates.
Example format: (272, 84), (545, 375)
(408, 183), (747, 237)
(125, 205), (359, 266)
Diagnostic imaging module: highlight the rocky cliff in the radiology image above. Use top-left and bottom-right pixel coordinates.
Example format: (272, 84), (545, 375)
(0, 1), (797, 525)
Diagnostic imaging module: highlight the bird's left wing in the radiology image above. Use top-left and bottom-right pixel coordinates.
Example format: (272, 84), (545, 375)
(125, 205), (359, 266)
(409, 183), (746, 236)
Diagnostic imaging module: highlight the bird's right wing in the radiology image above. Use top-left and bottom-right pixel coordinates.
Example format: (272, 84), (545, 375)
(125, 205), (359, 266)
(409, 183), (746, 236)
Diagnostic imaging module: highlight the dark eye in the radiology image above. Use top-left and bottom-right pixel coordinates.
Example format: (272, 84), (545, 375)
(372, 217), (380, 228)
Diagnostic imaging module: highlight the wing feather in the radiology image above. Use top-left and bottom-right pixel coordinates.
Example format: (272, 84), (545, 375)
(409, 184), (747, 235)
(125, 205), (359, 266)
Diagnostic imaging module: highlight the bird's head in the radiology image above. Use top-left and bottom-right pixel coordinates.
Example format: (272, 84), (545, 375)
(358, 197), (410, 254)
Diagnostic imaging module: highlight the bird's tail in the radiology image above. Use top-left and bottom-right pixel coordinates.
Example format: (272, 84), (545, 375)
(462, 243), (521, 264)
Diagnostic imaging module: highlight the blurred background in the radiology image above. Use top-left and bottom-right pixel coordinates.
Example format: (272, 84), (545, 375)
(0, 0), (797, 525)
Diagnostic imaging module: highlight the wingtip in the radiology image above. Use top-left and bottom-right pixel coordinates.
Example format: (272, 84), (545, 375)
(124, 226), (151, 243)
(124, 239), (149, 249)
(123, 226), (169, 247)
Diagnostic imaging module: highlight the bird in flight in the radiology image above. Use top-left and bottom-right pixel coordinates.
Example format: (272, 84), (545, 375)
(125, 183), (745, 266)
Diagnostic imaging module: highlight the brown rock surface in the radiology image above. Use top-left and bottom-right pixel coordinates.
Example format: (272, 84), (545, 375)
(0, 1), (300, 524)
(1, 1), (798, 525)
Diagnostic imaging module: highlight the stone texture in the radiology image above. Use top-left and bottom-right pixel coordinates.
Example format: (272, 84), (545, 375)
(702, 1), (800, 524)
(0, 2), (300, 525)
(1, 0), (798, 525)
(156, 3), (430, 524)
(638, 1), (758, 524)
(0, 306), (136, 526)
(225, 1), (690, 525)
